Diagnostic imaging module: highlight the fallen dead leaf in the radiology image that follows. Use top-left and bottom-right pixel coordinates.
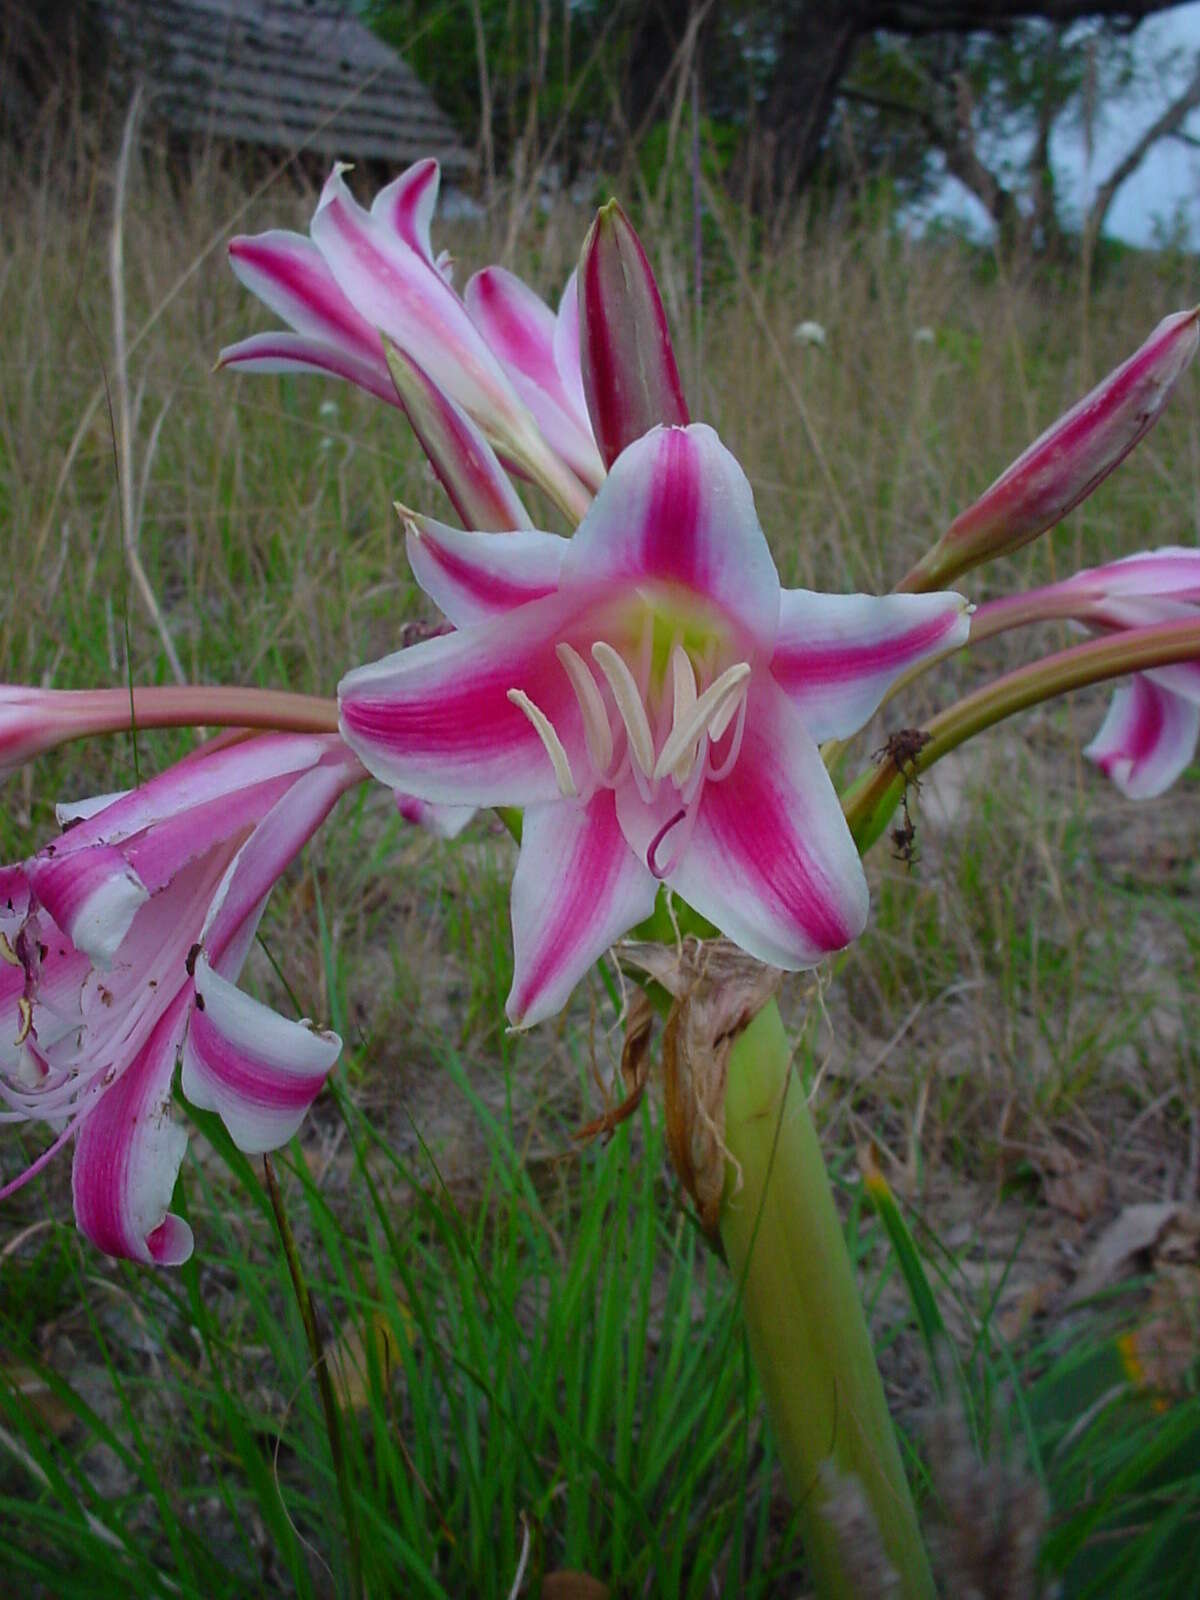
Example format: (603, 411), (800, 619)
(1068, 1202), (1199, 1305)
(541, 1574), (610, 1600)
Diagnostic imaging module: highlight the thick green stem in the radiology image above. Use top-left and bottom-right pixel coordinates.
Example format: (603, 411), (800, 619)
(720, 1001), (935, 1599)
(842, 616), (1200, 854)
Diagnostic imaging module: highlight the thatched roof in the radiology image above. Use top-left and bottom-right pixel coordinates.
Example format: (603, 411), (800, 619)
(93, 0), (473, 173)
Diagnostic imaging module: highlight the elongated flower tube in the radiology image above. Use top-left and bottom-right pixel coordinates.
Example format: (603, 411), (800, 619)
(221, 160), (590, 523)
(578, 200), (690, 468)
(972, 547), (1200, 798)
(899, 309), (1200, 593)
(465, 266), (605, 492)
(0, 734), (364, 1264)
(340, 424), (969, 1026)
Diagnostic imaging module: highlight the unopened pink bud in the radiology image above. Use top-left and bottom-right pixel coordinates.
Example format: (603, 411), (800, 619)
(0, 688), (118, 779)
(384, 342), (532, 532)
(579, 200), (689, 468)
(904, 309), (1199, 592)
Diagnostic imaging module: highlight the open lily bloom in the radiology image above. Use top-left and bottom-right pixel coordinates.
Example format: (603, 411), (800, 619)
(221, 160), (592, 521)
(340, 424), (970, 1026)
(0, 734), (363, 1264)
(1066, 548), (1200, 798)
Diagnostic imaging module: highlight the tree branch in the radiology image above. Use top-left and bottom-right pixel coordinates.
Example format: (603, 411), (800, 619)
(1086, 51), (1200, 240)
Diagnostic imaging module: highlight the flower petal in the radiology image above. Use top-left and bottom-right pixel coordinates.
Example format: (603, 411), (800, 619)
(553, 268), (587, 418)
(71, 993), (193, 1266)
(1064, 546), (1200, 604)
(27, 845), (149, 969)
(770, 589), (971, 741)
(559, 424), (781, 648)
(395, 793), (477, 839)
(507, 790), (657, 1027)
(52, 736), (328, 855)
(370, 158), (440, 266)
(404, 512), (568, 626)
(465, 266), (604, 490)
(339, 591), (591, 805)
(619, 680), (868, 968)
(218, 331), (400, 407)
(310, 167), (526, 443)
(200, 754), (362, 973)
(384, 343), (532, 531)
(1084, 674), (1200, 799)
(227, 230), (384, 362)
(181, 956), (340, 1154)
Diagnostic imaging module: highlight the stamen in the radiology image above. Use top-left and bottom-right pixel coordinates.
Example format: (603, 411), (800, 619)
(0, 933), (19, 967)
(671, 645), (697, 726)
(653, 662), (751, 782)
(646, 808), (688, 878)
(556, 643), (613, 773)
(592, 642), (656, 777)
(507, 689), (577, 797)
(706, 691), (750, 782)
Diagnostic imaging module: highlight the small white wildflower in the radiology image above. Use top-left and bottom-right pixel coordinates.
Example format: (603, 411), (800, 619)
(319, 399), (340, 419)
(912, 326), (936, 346)
(792, 320), (827, 348)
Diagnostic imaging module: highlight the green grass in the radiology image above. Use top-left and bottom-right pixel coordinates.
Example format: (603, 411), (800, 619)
(1, 120), (1198, 1595)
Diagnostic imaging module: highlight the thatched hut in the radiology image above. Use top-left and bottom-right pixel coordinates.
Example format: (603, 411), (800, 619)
(3, 0), (472, 175)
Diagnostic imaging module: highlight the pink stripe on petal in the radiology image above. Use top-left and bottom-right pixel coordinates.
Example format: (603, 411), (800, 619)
(620, 679), (868, 968)
(71, 992), (193, 1266)
(339, 591), (591, 805)
(561, 424), (781, 648)
(466, 267), (604, 489)
(181, 957), (339, 1154)
(405, 516), (568, 626)
(228, 231), (383, 360)
(771, 589), (971, 741)
(371, 158), (440, 264)
(27, 845), (149, 969)
(507, 791), (657, 1027)
(1084, 674), (1200, 799)
(219, 332), (399, 407)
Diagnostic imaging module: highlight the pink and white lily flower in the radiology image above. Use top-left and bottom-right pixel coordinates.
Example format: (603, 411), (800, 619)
(221, 160), (591, 522)
(1, 734), (364, 1264)
(339, 424), (971, 1027)
(1064, 548), (1200, 798)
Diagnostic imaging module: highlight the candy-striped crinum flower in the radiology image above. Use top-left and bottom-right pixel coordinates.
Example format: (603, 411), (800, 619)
(340, 424), (970, 1026)
(1052, 547), (1200, 798)
(0, 735), (363, 1264)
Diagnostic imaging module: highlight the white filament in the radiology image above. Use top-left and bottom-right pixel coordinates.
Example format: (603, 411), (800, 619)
(591, 641), (656, 777)
(507, 689), (577, 797)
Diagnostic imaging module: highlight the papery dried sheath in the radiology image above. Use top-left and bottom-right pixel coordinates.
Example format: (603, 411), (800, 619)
(578, 201), (689, 468)
(908, 309), (1199, 588)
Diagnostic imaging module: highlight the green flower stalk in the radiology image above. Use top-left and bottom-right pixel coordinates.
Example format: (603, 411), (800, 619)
(720, 1000), (935, 1599)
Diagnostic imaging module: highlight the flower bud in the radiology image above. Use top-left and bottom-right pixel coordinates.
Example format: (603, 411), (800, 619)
(578, 200), (689, 468)
(903, 309), (1199, 591)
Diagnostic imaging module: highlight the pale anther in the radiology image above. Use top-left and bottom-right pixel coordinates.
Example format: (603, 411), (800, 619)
(556, 643), (613, 773)
(0, 933), (19, 967)
(671, 645), (697, 726)
(14, 996), (33, 1048)
(591, 641), (656, 777)
(653, 662), (751, 782)
(507, 689), (577, 797)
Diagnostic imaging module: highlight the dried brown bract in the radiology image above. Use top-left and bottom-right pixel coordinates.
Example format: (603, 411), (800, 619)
(618, 938), (781, 1229)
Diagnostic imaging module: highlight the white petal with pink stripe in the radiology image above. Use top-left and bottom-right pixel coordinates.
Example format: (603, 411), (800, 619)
(182, 956), (341, 1154)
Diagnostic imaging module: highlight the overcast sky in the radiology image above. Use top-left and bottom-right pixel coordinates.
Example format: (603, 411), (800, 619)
(931, 2), (1200, 245)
